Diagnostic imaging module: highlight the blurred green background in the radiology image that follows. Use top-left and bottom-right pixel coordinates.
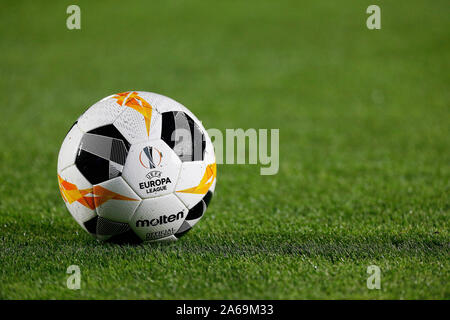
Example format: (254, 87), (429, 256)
(0, 0), (448, 299)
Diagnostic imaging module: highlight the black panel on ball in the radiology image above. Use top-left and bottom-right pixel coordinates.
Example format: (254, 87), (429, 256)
(83, 216), (98, 234)
(96, 217), (130, 236)
(203, 190), (213, 207)
(160, 111), (206, 161)
(160, 112), (176, 149)
(185, 191), (214, 221)
(75, 124), (131, 185)
(75, 149), (110, 185)
(186, 199), (206, 221)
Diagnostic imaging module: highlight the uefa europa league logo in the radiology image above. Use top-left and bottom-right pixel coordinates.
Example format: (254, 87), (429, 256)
(139, 146), (162, 169)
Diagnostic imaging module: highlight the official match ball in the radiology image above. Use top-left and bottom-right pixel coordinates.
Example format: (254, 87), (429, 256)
(57, 91), (216, 243)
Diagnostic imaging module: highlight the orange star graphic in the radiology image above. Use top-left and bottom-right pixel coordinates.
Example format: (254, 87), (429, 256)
(177, 163), (217, 195)
(113, 91), (153, 136)
(58, 175), (95, 210)
(58, 175), (138, 210)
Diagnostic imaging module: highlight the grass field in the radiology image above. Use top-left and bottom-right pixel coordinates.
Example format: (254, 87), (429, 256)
(0, 0), (449, 299)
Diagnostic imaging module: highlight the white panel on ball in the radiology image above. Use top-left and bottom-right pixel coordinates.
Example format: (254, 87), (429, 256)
(204, 148), (216, 169)
(130, 194), (188, 241)
(113, 107), (160, 145)
(93, 177), (141, 223)
(57, 124), (84, 173)
(147, 111), (162, 141)
(77, 97), (124, 132)
(136, 91), (185, 114)
(175, 161), (207, 209)
(107, 91), (162, 145)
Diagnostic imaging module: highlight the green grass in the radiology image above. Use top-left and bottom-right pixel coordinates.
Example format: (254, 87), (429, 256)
(0, 0), (449, 299)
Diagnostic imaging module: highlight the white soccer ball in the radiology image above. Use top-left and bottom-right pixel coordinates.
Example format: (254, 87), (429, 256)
(57, 91), (216, 243)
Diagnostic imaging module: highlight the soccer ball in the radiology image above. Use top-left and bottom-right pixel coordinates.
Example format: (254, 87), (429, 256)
(57, 91), (216, 243)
